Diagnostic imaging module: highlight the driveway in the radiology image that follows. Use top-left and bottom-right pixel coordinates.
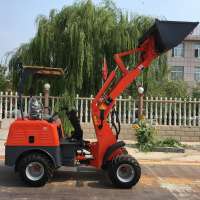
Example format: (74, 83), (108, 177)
(0, 161), (199, 200)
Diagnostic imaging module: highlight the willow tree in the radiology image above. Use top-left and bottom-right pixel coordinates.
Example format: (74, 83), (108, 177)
(9, 0), (168, 97)
(0, 64), (8, 91)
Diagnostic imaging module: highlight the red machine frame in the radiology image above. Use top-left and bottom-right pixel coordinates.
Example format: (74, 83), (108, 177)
(89, 37), (157, 168)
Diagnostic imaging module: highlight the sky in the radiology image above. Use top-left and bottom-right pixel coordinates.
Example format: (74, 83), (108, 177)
(1, 0), (200, 61)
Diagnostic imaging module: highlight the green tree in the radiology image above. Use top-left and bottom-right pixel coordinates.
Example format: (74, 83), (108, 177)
(162, 81), (188, 98)
(192, 83), (200, 98)
(146, 80), (188, 98)
(0, 65), (8, 91)
(8, 0), (167, 97)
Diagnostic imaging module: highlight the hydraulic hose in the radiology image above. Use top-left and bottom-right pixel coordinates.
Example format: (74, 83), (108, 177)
(111, 108), (121, 140)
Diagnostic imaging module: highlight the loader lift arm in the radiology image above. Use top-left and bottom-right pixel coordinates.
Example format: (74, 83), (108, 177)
(92, 36), (156, 116)
(90, 36), (158, 168)
(90, 19), (198, 168)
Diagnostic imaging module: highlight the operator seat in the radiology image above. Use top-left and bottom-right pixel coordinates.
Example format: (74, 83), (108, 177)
(67, 109), (83, 141)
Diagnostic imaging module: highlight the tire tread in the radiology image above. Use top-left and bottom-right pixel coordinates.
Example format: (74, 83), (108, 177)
(17, 153), (54, 187)
(108, 154), (141, 188)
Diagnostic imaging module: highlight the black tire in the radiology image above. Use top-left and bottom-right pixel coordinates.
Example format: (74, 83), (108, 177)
(17, 153), (55, 187)
(107, 154), (141, 188)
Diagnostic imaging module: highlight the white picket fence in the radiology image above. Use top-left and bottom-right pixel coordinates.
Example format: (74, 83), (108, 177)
(0, 92), (60, 120)
(75, 95), (200, 126)
(145, 97), (200, 126)
(75, 95), (136, 124)
(1, 91), (200, 126)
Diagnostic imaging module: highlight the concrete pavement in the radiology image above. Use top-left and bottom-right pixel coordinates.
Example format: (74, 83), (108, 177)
(0, 161), (199, 200)
(0, 120), (10, 157)
(0, 127), (8, 157)
(126, 146), (200, 164)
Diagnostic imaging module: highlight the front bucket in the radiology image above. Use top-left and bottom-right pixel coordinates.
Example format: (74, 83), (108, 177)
(139, 19), (199, 54)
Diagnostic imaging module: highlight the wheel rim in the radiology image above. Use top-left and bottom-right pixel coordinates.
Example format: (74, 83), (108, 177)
(116, 164), (135, 183)
(25, 162), (45, 181)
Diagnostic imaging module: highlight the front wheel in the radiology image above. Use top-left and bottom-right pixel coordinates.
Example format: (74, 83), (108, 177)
(107, 154), (141, 188)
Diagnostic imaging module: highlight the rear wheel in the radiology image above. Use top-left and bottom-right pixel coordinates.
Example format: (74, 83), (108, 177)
(17, 153), (55, 187)
(107, 154), (141, 188)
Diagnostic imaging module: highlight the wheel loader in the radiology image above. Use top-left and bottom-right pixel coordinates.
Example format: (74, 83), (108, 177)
(5, 19), (198, 188)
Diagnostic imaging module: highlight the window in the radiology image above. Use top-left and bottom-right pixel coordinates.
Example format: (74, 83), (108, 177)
(194, 67), (200, 81)
(172, 43), (184, 57)
(170, 66), (184, 80)
(193, 44), (200, 58)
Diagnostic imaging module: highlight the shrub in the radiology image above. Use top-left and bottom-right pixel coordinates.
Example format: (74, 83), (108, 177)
(156, 138), (184, 148)
(135, 120), (156, 151)
(134, 120), (183, 151)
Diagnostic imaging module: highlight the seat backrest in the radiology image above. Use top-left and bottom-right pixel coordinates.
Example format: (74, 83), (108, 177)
(67, 109), (83, 140)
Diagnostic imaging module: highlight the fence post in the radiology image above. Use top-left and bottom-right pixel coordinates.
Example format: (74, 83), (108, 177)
(164, 97), (168, 125)
(128, 96), (131, 124)
(155, 97), (158, 124)
(123, 99), (126, 123)
(193, 98), (196, 126)
(188, 97), (192, 126)
(89, 95), (93, 123)
(174, 97), (177, 125)
(39, 93), (42, 103)
(80, 98), (83, 123)
(119, 96), (122, 123)
(85, 98), (88, 123)
(169, 97), (172, 126)
(178, 98), (182, 126)
(133, 100), (136, 123)
(159, 97), (163, 124)
(5, 92), (8, 119)
(9, 91), (13, 119)
(184, 98), (187, 126)
(150, 97), (153, 123)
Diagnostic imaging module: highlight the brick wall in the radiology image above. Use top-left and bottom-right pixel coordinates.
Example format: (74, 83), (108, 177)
(81, 123), (200, 142)
(156, 126), (200, 142)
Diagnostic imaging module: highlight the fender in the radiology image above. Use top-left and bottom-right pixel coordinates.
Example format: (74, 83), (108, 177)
(5, 146), (62, 170)
(102, 141), (125, 167)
